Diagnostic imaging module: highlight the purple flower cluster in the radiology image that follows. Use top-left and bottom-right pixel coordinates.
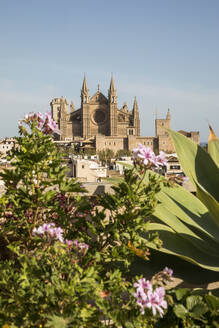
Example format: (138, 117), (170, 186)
(65, 239), (89, 251)
(133, 278), (167, 317)
(32, 223), (64, 242)
(32, 223), (89, 254)
(132, 144), (167, 167)
(163, 267), (173, 278)
(23, 112), (60, 135)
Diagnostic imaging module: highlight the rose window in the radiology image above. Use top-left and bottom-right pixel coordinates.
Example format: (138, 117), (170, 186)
(93, 110), (106, 124)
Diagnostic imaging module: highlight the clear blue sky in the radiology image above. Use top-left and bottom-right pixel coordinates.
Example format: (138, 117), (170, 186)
(0, 0), (219, 141)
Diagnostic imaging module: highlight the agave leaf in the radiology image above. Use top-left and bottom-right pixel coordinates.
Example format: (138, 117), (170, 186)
(153, 202), (219, 258)
(208, 138), (219, 167)
(168, 129), (219, 202)
(156, 187), (217, 240)
(195, 181), (219, 228)
(144, 223), (219, 271)
(142, 170), (219, 270)
(144, 171), (219, 244)
(208, 124), (219, 167)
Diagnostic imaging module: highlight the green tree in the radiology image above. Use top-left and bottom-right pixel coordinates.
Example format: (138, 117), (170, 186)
(98, 148), (115, 166)
(115, 149), (132, 159)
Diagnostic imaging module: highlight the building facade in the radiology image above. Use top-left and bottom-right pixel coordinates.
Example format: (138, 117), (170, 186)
(51, 77), (200, 153)
(0, 138), (17, 157)
(71, 158), (107, 182)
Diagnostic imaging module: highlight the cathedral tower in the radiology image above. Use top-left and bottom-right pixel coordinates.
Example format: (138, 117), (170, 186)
(155, 109), (173, 152)
(132, 97), (140, 136)
(155, 109), (171, 137)
(81, 75), (90, 138)
(50, 97), (68, 131)
(108, 76), (118, 136)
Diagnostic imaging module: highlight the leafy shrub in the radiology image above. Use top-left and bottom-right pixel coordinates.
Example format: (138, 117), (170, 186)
(0, 113), (166, 327)
(0, 114), (219, 327)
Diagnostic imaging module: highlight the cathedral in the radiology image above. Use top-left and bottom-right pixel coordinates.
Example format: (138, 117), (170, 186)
(50, 76), (200, 153)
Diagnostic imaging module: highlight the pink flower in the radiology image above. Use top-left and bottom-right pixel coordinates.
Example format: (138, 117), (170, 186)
(22, 112), (60, 135)
(32, 223), (63, 242)
(133, 278), (152, 291)
(79, 242), (89, 250)
(49, 227), (64, 242)
(156, 151), (167, 167)
(42, 112), (58, 134)
(45, 112), (52, 120)
(65, 239), (73, 247)
(163, 267), (173, 277)
(139, 148), (156, 166)
(133, 278), (168, 317)
(132, 144), (145, 159)
(146, 287), (167, 317)
(73, 240), (79, 247)
(132, 144), (156, 166)
(72, 240), (89, 251)
(132, 145), (168, 168)
(37, 112), (44, 123)
(25, 112), (35, 121)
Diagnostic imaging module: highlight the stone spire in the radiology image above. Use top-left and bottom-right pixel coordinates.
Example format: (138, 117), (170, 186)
(109, 75), (116, 92)
(133, 96), (139, 113)
(82, 75), (88, 93)
(166, 108), (171, 120)
(132, 97), (140, 136)
(81, 75), (90, 104)
(108, 75), (117, 104)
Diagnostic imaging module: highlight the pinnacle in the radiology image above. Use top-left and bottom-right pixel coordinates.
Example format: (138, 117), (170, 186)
(109, 75), (116, 92)
(133, 96), (138, 111)
(82, 75), (89, 93)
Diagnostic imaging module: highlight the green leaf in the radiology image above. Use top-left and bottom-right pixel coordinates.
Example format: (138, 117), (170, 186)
(186, 295), (203, 311)
(45, 315), (70, 328)
(195, 181), (219, 227)
(125, 322), (134, 328)
(208, 125), (219, 167)
(173, 304), (188, 319)
(192, 303), (208, 317)
(142, 169), (219, 271)
(208, 138), (219, 167)
(168, 129), (219, 202)
(205, 294), (219, 310)
(144, 223), (219, 271)
(144, 170), (219, 244)
(175, 288), (190, 301)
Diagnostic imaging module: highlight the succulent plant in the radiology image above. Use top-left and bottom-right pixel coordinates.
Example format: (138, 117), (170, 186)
(143, 127), (219, 272)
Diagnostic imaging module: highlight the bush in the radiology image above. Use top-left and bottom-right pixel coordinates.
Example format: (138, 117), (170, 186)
(0, 113), (218, 327)
(0, 113), (166, 327)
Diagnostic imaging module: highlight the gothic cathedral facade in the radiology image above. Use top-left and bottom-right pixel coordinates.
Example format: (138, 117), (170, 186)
(50, 76), (200, 153)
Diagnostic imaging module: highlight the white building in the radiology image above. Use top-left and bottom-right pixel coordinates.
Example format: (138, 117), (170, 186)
(0, 138), (16, 157)
(115, 157), (133, 175)
(165, 154), (183, 176)
(72, 159), (107, 182)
